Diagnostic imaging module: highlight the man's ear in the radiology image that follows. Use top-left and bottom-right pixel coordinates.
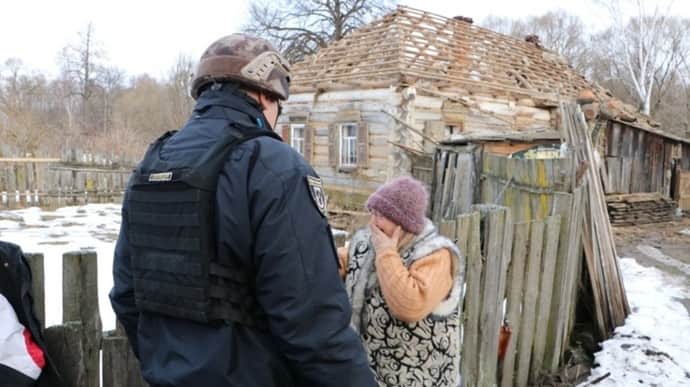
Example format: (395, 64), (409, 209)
(257, 92), (272, 111)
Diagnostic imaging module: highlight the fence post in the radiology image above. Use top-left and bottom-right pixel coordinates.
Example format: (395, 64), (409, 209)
(62, 250), (102, 387)
(529, 216), (563, 383)
(458, 211), (481, 387)
(24, 253), (45, 330)
(472, 204), (513, 387)
(515, 220), (545, 387)
(500, 221), (531, 387)
(43, 321), (87, 386)
(102, 322), (148, 387)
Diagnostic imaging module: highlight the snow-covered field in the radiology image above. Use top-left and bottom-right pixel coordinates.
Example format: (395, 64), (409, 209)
(1, 204), (689, 385)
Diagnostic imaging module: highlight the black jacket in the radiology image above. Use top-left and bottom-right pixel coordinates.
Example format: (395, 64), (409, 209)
(109, 85), (375, 387)
(0, 242), (46, 387)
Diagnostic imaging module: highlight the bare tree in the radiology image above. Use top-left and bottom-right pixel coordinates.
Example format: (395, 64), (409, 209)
(166, 54), (195, 128)
(59, 23), (107, 130)
(596, 0), (689, 115)
(244, 0), (397, 63)
(0, 58), (51, 155)
(97, 66), (124, 134)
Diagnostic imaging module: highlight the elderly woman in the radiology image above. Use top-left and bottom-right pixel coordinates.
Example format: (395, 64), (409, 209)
(338, 176), (464, 387)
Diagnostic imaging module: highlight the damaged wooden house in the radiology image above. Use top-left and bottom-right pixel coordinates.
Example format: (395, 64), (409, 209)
(279, 5), (690, 218)
(278, 5), (690, 386)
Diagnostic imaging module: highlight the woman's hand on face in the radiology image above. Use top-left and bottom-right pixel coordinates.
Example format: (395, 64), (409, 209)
(370, 220), (402, 254)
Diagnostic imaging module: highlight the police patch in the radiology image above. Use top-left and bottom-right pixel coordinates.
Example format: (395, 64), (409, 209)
(306, 175), (327, 217)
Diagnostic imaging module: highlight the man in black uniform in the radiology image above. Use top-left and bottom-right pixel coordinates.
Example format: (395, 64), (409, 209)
(109, 34), (375, 387)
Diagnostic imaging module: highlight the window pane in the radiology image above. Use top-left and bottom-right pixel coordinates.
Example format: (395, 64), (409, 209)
(291, 124), (305, 155)
(339, 123), (358, 166)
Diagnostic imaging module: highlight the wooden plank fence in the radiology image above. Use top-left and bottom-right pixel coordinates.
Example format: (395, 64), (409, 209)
(431, 145), (477, 220)
(430, 137), (602, 385)
(0, 157), (132, 209)
(439, 204), (578, 387)
(24, 251), (147, 387)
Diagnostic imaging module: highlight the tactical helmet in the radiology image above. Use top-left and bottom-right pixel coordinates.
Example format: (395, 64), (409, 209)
(191, 34), (291, 100)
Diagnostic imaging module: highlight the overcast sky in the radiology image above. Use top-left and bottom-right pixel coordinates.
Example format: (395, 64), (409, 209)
(1, 0), (688, 79)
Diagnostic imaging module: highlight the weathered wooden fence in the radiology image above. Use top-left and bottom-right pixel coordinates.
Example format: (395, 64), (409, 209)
(438, 203), (583, 387)
(0, 154), (132, 209)
(430, 143), (594, 385)
(431, 145), (478, 220)
(24, 251), (147, 387)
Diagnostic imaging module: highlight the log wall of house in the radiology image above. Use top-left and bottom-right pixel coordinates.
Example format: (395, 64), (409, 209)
(412, 93), (555, 138)
(280, 89), (401, 202)
(604, 122), (687, 197)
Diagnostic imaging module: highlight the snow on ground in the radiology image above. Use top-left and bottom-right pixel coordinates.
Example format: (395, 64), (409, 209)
(0, 204), (121, 331)
(578, 258), (690, 387)
(2, 205), (689, 385)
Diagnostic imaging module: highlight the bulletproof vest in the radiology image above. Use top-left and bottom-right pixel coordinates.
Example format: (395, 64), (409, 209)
(126, 123), (280, 329)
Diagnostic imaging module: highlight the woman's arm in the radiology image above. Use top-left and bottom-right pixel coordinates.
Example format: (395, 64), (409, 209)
(375, 248), (453, 323)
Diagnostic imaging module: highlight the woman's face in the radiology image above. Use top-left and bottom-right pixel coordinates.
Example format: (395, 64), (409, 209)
(369, 209), (398, 238)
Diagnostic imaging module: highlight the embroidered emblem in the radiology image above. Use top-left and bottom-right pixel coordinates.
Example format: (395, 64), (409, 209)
(306, 175), (327, 217)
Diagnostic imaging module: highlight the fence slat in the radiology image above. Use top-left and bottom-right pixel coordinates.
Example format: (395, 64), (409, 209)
(500, 221), (530, 387)
(545, 184), (586, 370)
(43, 322), (87, 387)
(453, 152), (475, 215)
(459, 211), (482, 387)
(102, 329), (149, 387)
(63, 250), (103, 387)
(529, 215), (562, 383)
(24, 253), (45, 330)
(515, 220), (545, 387)
(475, 205), (511, 387)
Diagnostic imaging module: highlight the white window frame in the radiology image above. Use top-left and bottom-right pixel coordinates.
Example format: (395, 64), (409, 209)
(290, 123), (305, 155)
(339, 122), (358, 167)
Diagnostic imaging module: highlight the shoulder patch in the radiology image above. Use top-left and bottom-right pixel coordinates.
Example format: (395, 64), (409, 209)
(306, 175), (328, 217)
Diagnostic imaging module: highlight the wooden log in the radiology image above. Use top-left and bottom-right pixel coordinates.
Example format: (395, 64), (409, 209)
(459, 211), (482, 387)
(515, 220), (545, 387)
(24, 253), (45, 330)
(500, 222), (530, 387)
(63, 250), (102, 387)
(102, 330), (149, 387)
(529, 216), (562, 383)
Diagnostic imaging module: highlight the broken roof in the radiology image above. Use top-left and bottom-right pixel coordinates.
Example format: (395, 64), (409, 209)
(291, 6), (590, 101)
(290, 5), (688, 143)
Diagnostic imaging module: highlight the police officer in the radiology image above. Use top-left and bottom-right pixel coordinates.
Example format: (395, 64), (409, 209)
(109, 34), (376, 387)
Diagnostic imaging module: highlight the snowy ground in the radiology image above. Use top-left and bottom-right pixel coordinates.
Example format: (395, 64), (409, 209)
(1, 204), (689, 385)
(577, 258), (690, 386)
(0, 204), (121, 331)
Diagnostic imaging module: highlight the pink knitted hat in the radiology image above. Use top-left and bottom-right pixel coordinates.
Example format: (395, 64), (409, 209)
(365, 176), (429, 235)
